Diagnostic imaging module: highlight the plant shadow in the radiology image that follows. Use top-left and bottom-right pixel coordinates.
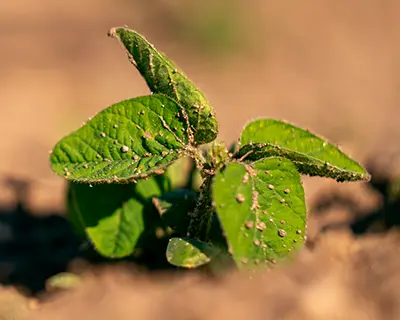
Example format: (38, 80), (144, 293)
(0, 177), (81, 294)
(310, 158), (400, 239)
(0, 176), (180, 295)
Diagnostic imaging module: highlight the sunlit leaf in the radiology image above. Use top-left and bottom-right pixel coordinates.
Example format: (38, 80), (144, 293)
(109, 27), (218, 144)
(236, 119), (370, 182)
(213, 158), (306, 269)
(51, 95), (188, 183)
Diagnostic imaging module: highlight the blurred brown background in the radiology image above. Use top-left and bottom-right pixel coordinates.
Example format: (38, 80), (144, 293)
(1, 1), (400, 318)
(2, 0), (400, 211)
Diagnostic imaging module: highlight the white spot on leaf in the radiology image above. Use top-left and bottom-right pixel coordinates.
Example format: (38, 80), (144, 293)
(121, 145), (129, 153)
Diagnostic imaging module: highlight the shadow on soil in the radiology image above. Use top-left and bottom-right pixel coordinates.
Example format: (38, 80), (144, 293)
(312, 158), (400, 236)
(0, 177), (175, 295)
(0, 178), (80, 294)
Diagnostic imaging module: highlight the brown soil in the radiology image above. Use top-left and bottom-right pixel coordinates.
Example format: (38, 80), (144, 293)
(19, 231), (400, 320)
(1, 0), (400, 319)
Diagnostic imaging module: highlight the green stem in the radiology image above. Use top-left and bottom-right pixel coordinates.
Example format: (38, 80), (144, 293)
(187, 176), (213, 240)
(185, 146), (207, 171)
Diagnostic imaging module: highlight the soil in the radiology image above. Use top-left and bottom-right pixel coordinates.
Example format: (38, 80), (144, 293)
(30, 231), (400, 320)
(1, 0), (400, 319)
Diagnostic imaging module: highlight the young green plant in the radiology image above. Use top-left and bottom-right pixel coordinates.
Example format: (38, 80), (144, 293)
(49, 27), (370, 270)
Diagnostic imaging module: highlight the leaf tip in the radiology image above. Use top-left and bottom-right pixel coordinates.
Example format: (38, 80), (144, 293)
(108, 26), (128, 38)
(107, 27), (118, 38)
(360, 171), (372, 182)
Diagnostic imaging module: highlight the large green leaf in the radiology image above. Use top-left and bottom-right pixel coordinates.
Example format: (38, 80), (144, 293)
(67, 174), (170, 258)
(50, 95), (188, 183)
(166, 237), (220, 268)
(236, 119), (370, 182)
(108, 27), (218, 145)
(213, 158), (306, 268)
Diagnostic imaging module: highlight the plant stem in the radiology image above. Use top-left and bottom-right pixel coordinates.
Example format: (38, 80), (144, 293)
(185, 146), (207, 171)
(187, 176), (213, 240)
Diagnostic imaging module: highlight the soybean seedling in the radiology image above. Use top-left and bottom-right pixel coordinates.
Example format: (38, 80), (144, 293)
(49, 27), (370, 270)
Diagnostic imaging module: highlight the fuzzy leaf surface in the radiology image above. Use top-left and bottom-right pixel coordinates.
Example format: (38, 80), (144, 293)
(166, 237), (219, 268)
(50, 95), (188, 183)
(213, 158), (306, 269)
(236, 119), (369, 182)
(67, 175), (170, 258)
(109, 27), (218, 145)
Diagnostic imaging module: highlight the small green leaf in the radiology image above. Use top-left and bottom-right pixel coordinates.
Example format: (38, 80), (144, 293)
(153, 189), (197, 236)
(236, 119), (370, 182)
(213, 158), (306, 268)
(206, 141), (229, 170)
(46, 273), (81, 291)
(67, 174), (169, 258)
(166, 237), (220, 268)
(109, 27), (218, 145)
(50, 95), (188, 183)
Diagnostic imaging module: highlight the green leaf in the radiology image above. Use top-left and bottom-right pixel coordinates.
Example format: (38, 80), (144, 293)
(46, 273), (81, 291)
(206, 141), (229, 171)
(213, 158), (306, 268)
(66, 185), (86, 239)
(50, 95), (188, 183)
(67, 174), (170, 258)
(165, 157), (191, 189)
(109, 27), (218, 145)
(236, 119), (370, 182)
(152, 185), (228, 251)
(153, 189), (197, 236)
(166, 237), (220, 268)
